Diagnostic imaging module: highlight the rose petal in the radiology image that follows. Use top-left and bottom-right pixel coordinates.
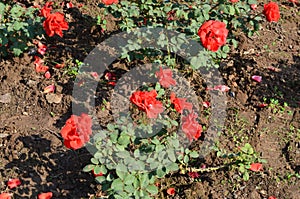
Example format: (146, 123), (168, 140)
(0, 192), (12, 199)
(250, 163), (263, 172)
(45, 71), (51, 79)
(44, 85), (55, 93)
(203, 101), (210, 108)
(7, 178), (21, 189)
(167, 188), (175, 196)
(214, 85), (230, 92)
(38, 192), (53, 199)
(258, 103), (268, 108)
(251, 75), (262, 83)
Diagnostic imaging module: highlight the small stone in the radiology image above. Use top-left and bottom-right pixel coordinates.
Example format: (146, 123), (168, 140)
(0, 93), (11, 103)
(46, 94), (62, 104)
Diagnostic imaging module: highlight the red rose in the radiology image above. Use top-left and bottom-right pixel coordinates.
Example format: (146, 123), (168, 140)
(60, 114), (92, 150)
(229, 0), (239, 3)
(198, 20), (228, 52)
(130, 90), (164, 119)
(43, 12), (69, 37)
(170, 92), (193, 114)
(102, 0), (118, 5)
(39, 2), (53, 18)
(181, 112), (202, 141)
(263, 2), (280, 22)
(155, 66), (176, 88)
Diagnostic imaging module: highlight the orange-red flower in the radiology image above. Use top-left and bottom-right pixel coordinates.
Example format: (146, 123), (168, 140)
(60, 113), (92, 150)
(38, 192), (53, 199)
(170, 92), (193, 114)
(249, 163), (263, 172)
(155, 66), (176, 88)
(229, 0), (239, 3)
(263, 2), (280, 22)
(182, 112), (202, 141)
(102, 0), (118, 5)
(7, 178), (21, 189)
(130, 90), (164, 119)
(198, 20), (228, 52)
(43, 12), (69, 37)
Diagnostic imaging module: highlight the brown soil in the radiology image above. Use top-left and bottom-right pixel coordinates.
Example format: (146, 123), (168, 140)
(0, 1), (299, 199)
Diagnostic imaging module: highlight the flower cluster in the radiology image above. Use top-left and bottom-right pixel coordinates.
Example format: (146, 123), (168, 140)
(60, 113), (92, 150)
(39, 2), (69, 37)
(130, 66), (203, 142)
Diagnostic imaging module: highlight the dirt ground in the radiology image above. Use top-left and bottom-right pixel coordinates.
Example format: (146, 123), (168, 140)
(0, 0), (299, 198)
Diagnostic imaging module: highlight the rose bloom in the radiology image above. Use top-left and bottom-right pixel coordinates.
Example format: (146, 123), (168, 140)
(155, 66), (176, 88)
(130, 90), (164, 119)
(263, 2), (280, 22)
(198, 20), (228, 52)
(182, 112), (202, 141)
(60, 114), (92, 150)
(230, 0), (239, 3)
(102, 0), (118, 5)
(43, 12), (69, 37)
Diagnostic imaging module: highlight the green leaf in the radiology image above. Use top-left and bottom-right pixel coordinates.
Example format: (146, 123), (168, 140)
(82, 164), (95, 172)
(124, 174), (136, 185)
(243, 171), (250, 181)
(167, 149), (176, 162)
(116, 164), (128, 173)
(183, 155), (189, 163)
(166, 162), (179, 172)
(111, 178), (124, 191)
(146, 185), (158, 195)
(118, 134), (131, 146)
(95, 176), (106, 183)
(124, 185), (135, 194)
(189, 151), (199, 158)
(91, 157), (99, 164)
(116, 170), (127, 180)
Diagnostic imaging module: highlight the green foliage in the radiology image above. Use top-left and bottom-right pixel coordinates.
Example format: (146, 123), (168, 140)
(217, 143), (266, 181)
(98, 0), (261, 66)
(0, 3), (44, 57)
(85, 114), (194, 198)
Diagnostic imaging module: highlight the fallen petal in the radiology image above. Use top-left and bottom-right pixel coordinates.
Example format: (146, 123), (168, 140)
(44, 85), (55, 93)
(38, 192), (53, 199)
(44, 71), (51, 79)
(203, 101), (210, 108)
(7, 178), (21, 189)
(214, 85), (230, 92)
(0, 192), (12, 199)
(251, 75), (262, 83)
(258, 103), (268, 108)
